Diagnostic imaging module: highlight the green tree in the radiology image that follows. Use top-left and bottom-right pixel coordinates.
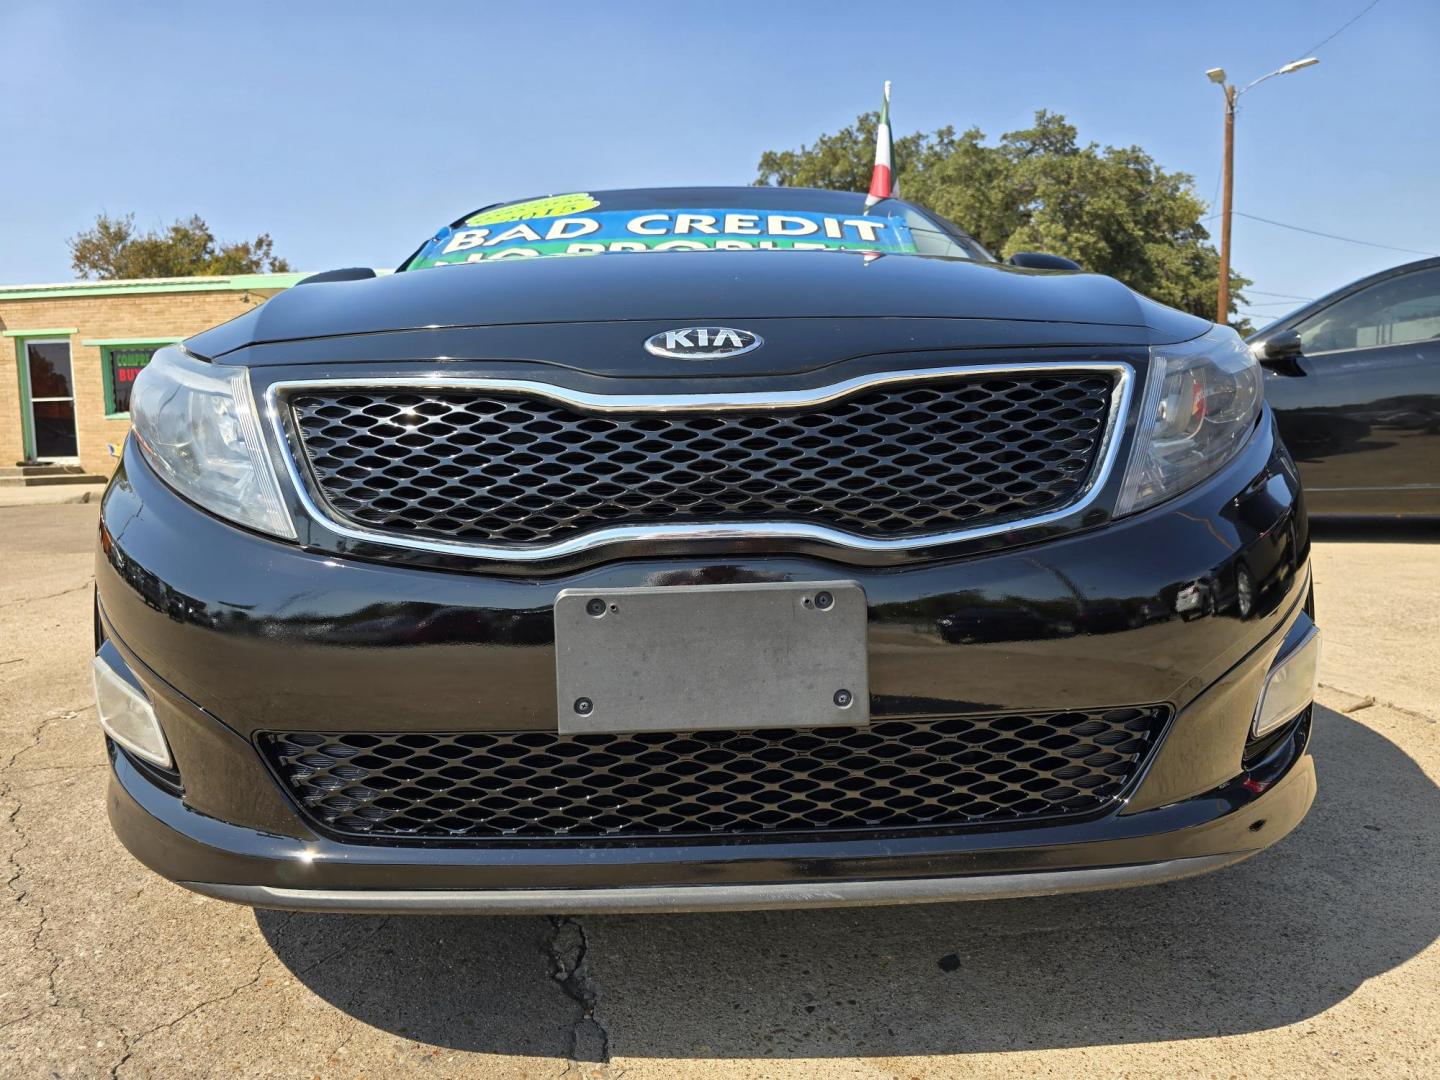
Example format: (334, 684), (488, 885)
(68, 213), (291, 280)
(757, 110), (1250, 327)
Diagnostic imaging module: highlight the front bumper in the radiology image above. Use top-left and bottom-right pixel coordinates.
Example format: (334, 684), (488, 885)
(96, 413), (1316, 911)
(110, 732), (1314, 912)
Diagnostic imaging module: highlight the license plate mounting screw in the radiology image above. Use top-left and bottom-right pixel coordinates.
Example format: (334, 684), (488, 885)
(574, 697), (594, 715)
(814, 591), (834, 610)
(586, 598), (607, 617)
(833, 688), (853, 708)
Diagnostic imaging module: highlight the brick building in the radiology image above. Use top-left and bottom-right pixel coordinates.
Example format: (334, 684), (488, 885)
(1, 274), (301, 480)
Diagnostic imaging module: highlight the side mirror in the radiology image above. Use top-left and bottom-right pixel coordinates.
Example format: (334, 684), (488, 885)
(1006, 252), (1082, 271)
(1251, 330), (1306, 376)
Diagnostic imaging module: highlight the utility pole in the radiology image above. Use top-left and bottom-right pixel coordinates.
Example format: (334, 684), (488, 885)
(1217, 82), (1236, 325)
(1206, 58), (1319, 326)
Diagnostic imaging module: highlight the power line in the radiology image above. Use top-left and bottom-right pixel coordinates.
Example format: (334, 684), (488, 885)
(1299, 0), (1384, 58)
(1247, 288), (1315, 300)
(1203, 163), (1223, 219)
(1233, 211), (1439, 257)
(1204, 208), (1437, 257)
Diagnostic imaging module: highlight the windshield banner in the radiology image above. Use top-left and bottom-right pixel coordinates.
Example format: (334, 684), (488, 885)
(410, 204), (917, 268)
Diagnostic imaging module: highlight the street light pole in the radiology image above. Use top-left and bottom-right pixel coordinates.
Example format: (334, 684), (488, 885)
(1206, 57), (1319, 326)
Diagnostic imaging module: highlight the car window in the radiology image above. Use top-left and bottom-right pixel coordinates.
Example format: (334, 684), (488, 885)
(909, 207), (995, 261)
(1295, 268), (1440, 353)
(896, 206), (993, 260)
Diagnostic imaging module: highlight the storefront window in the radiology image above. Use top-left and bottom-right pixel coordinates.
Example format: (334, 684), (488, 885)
(104, 346), (161, 415)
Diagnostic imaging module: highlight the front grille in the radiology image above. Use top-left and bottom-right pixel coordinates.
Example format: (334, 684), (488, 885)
(260, 706), (1168, 842)
(287, 371), (1115, 549)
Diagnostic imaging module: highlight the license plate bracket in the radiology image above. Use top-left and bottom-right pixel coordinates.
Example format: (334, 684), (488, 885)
(554, 581), (868, 735)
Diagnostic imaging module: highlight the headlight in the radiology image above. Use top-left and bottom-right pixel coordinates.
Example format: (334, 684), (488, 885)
(130, 346), (295, 539)
(1116, 324), (1262, 516)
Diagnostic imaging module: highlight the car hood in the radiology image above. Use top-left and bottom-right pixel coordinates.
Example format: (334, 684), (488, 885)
(187, 251), (1209, 365)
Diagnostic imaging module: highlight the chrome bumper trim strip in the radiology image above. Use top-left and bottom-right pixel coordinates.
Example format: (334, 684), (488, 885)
(183, 851), (1245, 914)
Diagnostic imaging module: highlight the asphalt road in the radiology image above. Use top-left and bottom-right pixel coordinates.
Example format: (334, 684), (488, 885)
(2, 504), (1436, 1078)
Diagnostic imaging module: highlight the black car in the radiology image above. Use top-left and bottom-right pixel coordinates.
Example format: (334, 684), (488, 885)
(1250, 256), (1440, 516)
(94, 187), (1319, 914)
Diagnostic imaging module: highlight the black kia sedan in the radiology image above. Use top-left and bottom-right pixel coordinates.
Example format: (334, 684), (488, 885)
(1250, 256), (1440, 516)
(94, 187), (1320, 913)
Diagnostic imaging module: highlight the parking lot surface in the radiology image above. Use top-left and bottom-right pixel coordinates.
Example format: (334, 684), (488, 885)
(2, 504), (1436, 1078)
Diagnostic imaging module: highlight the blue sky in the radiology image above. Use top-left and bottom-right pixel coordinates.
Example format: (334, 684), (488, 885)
(1, 0), (1435, 324)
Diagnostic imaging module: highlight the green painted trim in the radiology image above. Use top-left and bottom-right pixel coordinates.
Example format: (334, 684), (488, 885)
(225, 273), (308, 290)
(0, 272), (306, 301)
(13, 338), (32, 457)
(101, 347), (117, 417)
(104, 412), (131, 421)
(3, 327), (77, 337)
(81, 336), (183, 347)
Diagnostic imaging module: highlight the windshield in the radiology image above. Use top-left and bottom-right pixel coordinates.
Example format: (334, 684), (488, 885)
(403, 188), (989, 270)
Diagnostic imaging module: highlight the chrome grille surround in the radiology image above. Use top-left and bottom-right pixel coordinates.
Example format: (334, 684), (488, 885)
(266, 363), (1133, 562)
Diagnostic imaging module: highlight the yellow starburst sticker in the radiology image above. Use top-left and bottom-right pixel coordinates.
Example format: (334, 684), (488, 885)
(466, 193), (600, 226)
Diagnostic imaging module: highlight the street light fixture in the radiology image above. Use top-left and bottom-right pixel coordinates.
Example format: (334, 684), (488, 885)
(1209, 57), (1320, 324)
(1243, 56), (1320, 92)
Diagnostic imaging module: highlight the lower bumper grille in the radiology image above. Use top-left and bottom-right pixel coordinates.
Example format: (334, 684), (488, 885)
(261, 706), (1169, 842)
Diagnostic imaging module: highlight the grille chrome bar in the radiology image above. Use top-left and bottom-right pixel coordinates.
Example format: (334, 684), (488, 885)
(266, 363), (1133, 562)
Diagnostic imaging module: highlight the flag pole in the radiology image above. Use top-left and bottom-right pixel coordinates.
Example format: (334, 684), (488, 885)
(864, 81), (894, 209)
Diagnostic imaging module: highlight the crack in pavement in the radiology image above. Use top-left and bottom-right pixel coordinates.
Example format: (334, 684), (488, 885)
(1320, 682), (1436, 723)
(1, 705), (127, 1059)
(4, 704), (96, 769)
(102, 913), (412, 1076)
(7, 762), (108, 777)
(1, 770), (128, 1060)
(1, 708), (91, 1025)
(2, 781), (24, 899)
(1, 780), (51, 1029)
(1, 703), (132, 1060)
(0, 578), (94, 610)
(4, 711), (392, 1079)
(545, 916), (616, 1077)
(293, 914), (393, 978)
(108, 912), (298, 1077)
(325, 1026), (359, 1071)
(4, 706), (89, 772)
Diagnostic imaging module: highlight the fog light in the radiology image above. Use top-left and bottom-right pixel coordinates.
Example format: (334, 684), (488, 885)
(1252, 624), (1321, 739)
(91, 655), (172, 768)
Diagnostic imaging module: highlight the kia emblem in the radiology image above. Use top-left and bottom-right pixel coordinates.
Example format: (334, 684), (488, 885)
(644, 326), (763, 360)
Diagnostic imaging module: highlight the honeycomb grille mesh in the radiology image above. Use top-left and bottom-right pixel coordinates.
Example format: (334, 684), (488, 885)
(260, 707), (1168, 841)
(288, 372), (1115, 548)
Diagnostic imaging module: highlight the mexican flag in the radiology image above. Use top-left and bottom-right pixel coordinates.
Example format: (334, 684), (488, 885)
(865, 81), (895, 208)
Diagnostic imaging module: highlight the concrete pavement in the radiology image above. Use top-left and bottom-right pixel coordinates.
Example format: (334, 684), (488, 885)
(0, 482), (106, 508)
(1310, 521), (1440, 718)
(1, 504), (1436, 1078)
